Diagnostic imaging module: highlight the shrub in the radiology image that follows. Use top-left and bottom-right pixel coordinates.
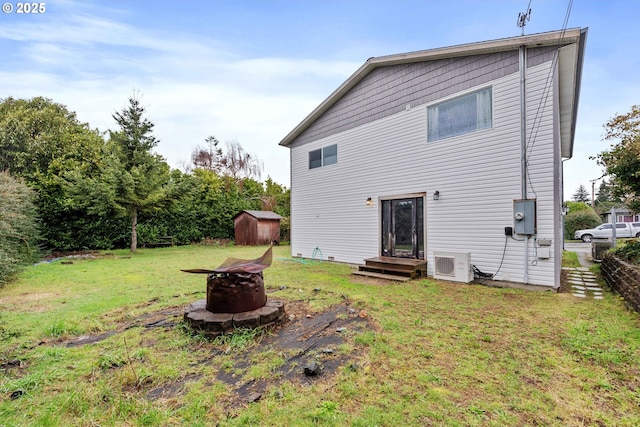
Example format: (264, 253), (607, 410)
(566, 201), (592, 213)
(0, 172), (39, 284)
(611, 239), (640, 264)
(564, 208), (602, 239)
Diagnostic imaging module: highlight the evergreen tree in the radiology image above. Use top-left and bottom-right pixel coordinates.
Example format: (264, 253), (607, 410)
(572, 184), (591, 204)
(594, 179), (621, 212)
(67, 94), (170, 252)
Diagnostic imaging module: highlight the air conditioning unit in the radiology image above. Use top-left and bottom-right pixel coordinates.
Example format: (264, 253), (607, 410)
(433, 251), (473, 283)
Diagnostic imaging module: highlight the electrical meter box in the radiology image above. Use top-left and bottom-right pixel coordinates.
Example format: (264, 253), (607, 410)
(513, 199), (536, 235)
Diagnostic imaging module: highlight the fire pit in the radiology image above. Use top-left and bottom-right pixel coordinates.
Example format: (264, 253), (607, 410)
(182, 247), (285, 336)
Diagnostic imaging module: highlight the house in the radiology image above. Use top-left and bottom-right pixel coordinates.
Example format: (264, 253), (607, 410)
(601, 208), (639, 224)
(279, 28), (588, 289)
(233, 210), (283, 246)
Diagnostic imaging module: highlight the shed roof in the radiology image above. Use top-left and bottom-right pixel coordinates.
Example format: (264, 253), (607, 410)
(234, 210), (283, 220)
(279, 28), (587, 159)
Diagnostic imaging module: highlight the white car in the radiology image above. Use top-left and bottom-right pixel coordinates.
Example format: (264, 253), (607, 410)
(574, 223), (635, 243)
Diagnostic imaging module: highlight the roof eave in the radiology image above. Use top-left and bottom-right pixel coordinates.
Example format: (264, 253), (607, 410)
(560, 27), (588, 159)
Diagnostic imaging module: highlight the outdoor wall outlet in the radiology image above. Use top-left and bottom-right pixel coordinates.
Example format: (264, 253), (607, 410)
(538, 238), (552, 246)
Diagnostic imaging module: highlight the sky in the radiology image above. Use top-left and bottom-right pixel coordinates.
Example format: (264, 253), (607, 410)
(1, 0), (638, 198)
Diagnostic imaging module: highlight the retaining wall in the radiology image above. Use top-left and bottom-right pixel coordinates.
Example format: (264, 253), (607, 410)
(601, 254), (640, 313)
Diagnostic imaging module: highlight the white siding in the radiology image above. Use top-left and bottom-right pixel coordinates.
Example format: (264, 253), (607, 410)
(290, 61), (560, 287)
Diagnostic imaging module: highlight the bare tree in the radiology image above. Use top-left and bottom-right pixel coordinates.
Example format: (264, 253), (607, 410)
(191, 137), (263, 181)
(191, 136), (222, 171)
(219, 140), (263, 181)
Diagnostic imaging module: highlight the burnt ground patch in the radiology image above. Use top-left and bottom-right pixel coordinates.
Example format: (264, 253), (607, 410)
(211, 300), (370, 408)
(62, 306), (184, 348)
(51, 298), (372, 411)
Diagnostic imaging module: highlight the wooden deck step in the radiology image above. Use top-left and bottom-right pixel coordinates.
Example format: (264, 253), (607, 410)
(359, 265), (417, 277)
(352, 270), (412, 282)
(355, 256), (428, 280)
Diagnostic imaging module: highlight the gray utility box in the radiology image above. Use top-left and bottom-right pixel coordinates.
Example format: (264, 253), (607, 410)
(592, 238), (612, 262)
(513, 199), (536, 235)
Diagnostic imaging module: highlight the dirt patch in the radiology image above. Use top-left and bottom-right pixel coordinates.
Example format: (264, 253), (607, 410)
(0, 292), (60, 306)
(43, 250), (103, 260)
(558, 269), (571, 293)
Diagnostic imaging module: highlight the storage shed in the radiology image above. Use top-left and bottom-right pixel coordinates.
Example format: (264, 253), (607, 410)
(233, 210), (283, 245)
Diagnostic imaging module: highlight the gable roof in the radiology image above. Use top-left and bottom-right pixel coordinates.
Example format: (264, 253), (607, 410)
(234, 210), (283, 220)
(280, 28), (587, 159)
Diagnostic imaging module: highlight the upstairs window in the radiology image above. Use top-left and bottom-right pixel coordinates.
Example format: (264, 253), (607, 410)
(309, 149), (322, 169)
(309, 144), (337, 169)
(323, 144), (337, 166)
(427, 87), (492, 142)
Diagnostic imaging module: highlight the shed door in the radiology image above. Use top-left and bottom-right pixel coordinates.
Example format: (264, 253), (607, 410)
(381, 197), (424, 259)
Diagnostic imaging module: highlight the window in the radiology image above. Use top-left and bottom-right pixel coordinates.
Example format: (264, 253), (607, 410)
(309, 149), (322, 169)
(309, 144), (337, 169)
(323, 144), (337, 166)
(427, 87), (492, 142)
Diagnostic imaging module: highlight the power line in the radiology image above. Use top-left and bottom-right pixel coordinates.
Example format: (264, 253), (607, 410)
(523, 0), (574, 197)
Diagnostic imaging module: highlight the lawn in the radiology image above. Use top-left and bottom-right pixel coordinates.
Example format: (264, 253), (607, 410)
(1, 245), (639, 426)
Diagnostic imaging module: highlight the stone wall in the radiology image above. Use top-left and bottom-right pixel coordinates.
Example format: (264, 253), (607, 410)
(601, 254), (640, 313)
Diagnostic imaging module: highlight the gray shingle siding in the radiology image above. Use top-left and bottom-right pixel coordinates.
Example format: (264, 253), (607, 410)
(290, 46), (557, 148)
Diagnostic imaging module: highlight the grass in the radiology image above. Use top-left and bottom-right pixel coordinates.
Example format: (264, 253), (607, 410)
(562, 250), (581, 268)
(0, 245), (639, 426)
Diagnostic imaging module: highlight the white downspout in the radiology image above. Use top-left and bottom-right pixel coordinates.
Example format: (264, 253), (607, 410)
(520, 44), (529, 283)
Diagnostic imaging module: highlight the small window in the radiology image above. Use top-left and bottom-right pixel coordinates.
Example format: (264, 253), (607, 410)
(616, 223), (627, 229)
(323, 144), (337, 166)
(309, 149), (322, 169)
(427, 87), (492, 142)
(308, 144), (337, 169)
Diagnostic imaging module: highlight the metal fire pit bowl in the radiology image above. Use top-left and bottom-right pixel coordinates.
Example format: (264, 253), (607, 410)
(206, 272), (266, 313)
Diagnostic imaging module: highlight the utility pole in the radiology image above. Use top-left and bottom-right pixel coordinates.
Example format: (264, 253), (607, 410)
(590, 179), (598, 208)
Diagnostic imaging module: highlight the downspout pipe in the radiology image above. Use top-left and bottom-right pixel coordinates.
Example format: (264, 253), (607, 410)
(520, 44), (529, 283)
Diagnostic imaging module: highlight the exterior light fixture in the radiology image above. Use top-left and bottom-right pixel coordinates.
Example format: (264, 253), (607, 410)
(433, 191), (440, 201)
(562, 204), (569, 215)
(366, 197), (372, 206)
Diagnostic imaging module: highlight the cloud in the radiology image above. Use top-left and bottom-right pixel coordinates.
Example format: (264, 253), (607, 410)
(0, 1), (361, 186)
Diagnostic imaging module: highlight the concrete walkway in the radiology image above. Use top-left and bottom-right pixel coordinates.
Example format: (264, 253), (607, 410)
(563, 242), (604, 299)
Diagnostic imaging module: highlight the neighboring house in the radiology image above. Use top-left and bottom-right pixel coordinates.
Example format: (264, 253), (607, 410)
(279, 28), (588, 289)
(233, 210), (283, 246)
(601, 209), (640, 224)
